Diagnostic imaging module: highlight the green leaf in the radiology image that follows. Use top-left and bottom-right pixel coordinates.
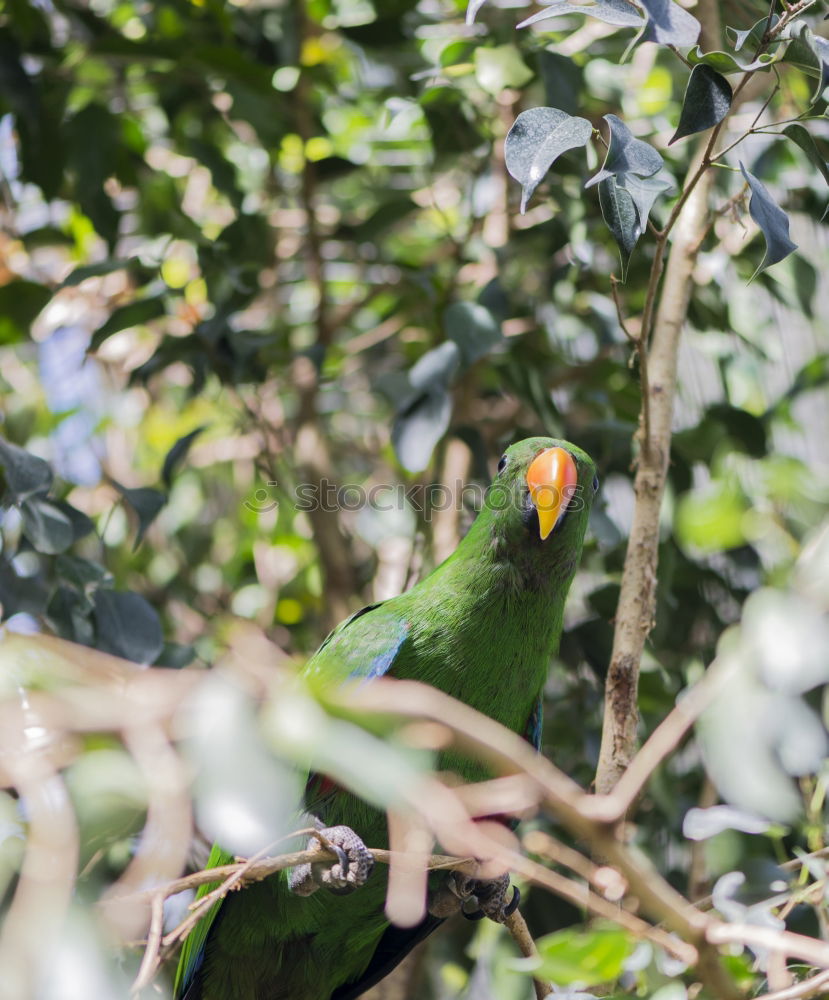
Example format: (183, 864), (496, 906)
(0, 438), (53, 501)
(505, 107), (593, 212)
(21, 498), (75, 554)
(518, 926), (634, 985)
(90, 297), (166, 351)
(782, 124), (829, 215)
(392, 389), (452, 473)
(444, 302), (502, 366)
(161, 426), (206, 488)
(93, 589), (163, 665)
(619, 171), (673, 231)
(783, 22), (829, 105)
(466, 0), (487, 24)
(517, 0), (642, 31)
(473, 45), (534, 96)
(585, 114), (663, 189)
(637, 0), (700, 47)
(727, 16), (777, 52)
(112, 482), (167, 549)
(0, 280), (51, 344)
(669, 65), (732, 144)
(598, 178), (639, 281)
(687, 46), (779, 74)
(739, 162), (798, 276)
(60, 258), (149, 288)
(409, 342), (461, 392)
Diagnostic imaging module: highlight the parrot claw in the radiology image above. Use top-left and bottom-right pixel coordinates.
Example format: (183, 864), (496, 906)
(440, 872), (520, 924)
(288, 824), (375, 897)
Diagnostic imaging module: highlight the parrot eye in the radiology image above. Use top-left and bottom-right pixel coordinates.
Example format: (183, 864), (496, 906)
(592, 474), (600, 493)
(497, 454), (508, 475)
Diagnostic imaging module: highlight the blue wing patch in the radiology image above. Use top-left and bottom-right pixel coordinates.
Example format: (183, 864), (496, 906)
(357, 618), (409, 681)
(523, 696), (543, 752)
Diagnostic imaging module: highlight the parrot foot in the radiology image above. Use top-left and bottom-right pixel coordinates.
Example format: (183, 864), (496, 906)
(288, 825), (375, 897)
(429, 871), (520, 923)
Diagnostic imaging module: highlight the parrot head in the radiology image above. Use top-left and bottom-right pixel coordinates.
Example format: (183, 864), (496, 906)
(481, 437), (598, 567)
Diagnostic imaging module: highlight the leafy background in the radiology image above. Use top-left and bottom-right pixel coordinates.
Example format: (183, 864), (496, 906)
(0, 0), (828, 997)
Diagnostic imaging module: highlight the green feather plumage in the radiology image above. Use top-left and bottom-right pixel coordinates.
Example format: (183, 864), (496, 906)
(176, 437), (596, 1000)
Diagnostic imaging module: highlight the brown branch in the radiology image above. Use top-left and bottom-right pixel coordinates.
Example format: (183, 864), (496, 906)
(504, 908), (553, 1000)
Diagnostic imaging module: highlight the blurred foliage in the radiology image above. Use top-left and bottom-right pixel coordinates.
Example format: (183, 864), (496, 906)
(0, 0), (828, 997)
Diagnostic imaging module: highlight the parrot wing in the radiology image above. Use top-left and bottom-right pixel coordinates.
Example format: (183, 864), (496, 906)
(174, 843), (236, 999)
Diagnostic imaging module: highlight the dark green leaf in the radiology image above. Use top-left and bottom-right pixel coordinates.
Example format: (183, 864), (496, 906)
(444, 302), (502, 366)
(55, 554), (109, 590)
(112, 482), (167, 549)
(154, 641), (196, 669)
(537, 51), (583, 117)
(21, 498), (75, 554)
(739, 163), (798, 276)
(162, 426), (207, 488)
(47, 585), (95, 645)
(670, 65), (732, 144)
(585, 114), (663, 189)
(51, 500), (96, 541)
(505, 107), (593, 212)
(93, 589), (164, 665)
(517, 0), (642, 30)
(0, 280), (51, 344)
(0, 438), (53, 501)
(0, 557), (48, 620)
(782, 124), (829, 215)
(687, 46), (779, 74)
(637, 0), (700, 46)
(90, 298), (166, 351)
(783, 22), (829, 105)
(60, 258), (149, 288)
(392, 389), (452, 473)
(598, 178), (639, 281)
(619, 172), (674, 231)
(727, 16), (777, 52)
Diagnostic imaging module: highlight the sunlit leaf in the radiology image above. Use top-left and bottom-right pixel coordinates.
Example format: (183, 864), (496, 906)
(669, 65), (732, 144)
(637, 0), (700, 47)
(514, 925), (635, 985)
(392, 389), (452, 473)
(444, 302), (502, 365)
(739, 163), (798, 276)
(466, 0), (488, 24)
(683, 804), (771, 839)
(474, 45), (534, 96)
(505, 107), (593, 212)
(517, 0), (643, 31)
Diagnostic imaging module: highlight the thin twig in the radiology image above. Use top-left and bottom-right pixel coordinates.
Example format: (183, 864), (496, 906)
(753, 967), (829, 1000)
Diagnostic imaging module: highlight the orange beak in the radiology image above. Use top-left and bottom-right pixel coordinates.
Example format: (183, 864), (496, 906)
(526, 447), (579, 540)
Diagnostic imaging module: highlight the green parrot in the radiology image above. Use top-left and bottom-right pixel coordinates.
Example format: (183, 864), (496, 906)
(175, 436), (597, 1000)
